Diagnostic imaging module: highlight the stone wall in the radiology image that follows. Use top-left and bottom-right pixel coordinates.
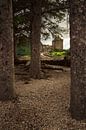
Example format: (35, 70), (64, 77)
(52, 36), (63, 50)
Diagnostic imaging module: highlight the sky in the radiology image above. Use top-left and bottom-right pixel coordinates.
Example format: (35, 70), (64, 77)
(41, 12), (70, 50)
(63, 37), (70, 49)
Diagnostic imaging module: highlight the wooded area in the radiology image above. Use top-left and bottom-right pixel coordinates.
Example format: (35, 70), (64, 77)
(0, 0), (86, 129)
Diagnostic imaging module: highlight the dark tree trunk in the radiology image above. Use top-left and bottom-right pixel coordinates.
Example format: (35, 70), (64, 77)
(70, 0), (86, 120)
(13, 3), (16, 61)
(0, 0), (15, 100)
(29, 0), (42, 79)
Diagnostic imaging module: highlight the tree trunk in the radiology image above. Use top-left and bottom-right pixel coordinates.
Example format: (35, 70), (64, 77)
(13, 6), (17, 61)
(0, 0), (15, 100)
(70, 0), (86, 120)
(29, 0), (42, 79)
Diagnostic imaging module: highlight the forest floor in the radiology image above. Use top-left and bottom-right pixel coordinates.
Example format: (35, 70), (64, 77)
(0, 64), (86, 130)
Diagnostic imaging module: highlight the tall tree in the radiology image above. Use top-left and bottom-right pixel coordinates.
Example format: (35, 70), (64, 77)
(29, 0), (42, 78)
(13, 0), (67, 78)
(70, 0), (86, 119)
(0, 0), (15, 100)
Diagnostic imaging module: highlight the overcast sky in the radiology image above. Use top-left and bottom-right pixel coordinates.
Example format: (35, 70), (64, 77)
(41, 12), (70, 49)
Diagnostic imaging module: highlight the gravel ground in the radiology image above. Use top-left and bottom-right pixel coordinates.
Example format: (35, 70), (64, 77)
(0, 66), (86, 130)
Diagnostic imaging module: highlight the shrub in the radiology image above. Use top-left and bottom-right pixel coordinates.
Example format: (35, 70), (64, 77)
(49, 50), (67, 57)
(16, 46), (31, 56)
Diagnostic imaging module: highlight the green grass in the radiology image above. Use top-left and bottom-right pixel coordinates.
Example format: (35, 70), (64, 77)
(49, 49), (70, 58)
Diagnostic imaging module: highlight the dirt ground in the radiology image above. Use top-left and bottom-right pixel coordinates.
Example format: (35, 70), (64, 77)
(0, 64), (86, 130)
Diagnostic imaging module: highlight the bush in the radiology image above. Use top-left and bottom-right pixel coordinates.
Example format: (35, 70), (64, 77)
(16, 46), (31, 56)
(49, 49), (70, 58)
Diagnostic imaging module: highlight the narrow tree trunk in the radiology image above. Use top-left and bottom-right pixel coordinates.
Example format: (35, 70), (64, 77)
(70, 0), (86, 120)
(0, 0), (15, 100)
(13, 2), (17, 61)
(29, 0), (42, 79)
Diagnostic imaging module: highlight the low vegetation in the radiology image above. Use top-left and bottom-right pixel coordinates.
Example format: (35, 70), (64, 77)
(49, 49), (70, 58)
(16, 45), (31, 56)
(16, 45), (70, 61)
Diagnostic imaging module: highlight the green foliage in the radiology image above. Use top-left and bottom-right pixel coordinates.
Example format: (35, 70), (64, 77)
(13, 0), (67, 39)
(16, 45), (31, 56)
(14, 15), (24, 25)
(49, 49), (70, 58)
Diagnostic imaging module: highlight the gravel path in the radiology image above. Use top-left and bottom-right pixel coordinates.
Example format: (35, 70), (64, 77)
(0, 68), (86, 130)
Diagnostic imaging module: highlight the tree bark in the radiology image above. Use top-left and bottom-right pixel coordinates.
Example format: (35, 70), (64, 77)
(29, 0), (42, 78)
(70, 0), (86, 120)
(0, 0), (15, 100)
